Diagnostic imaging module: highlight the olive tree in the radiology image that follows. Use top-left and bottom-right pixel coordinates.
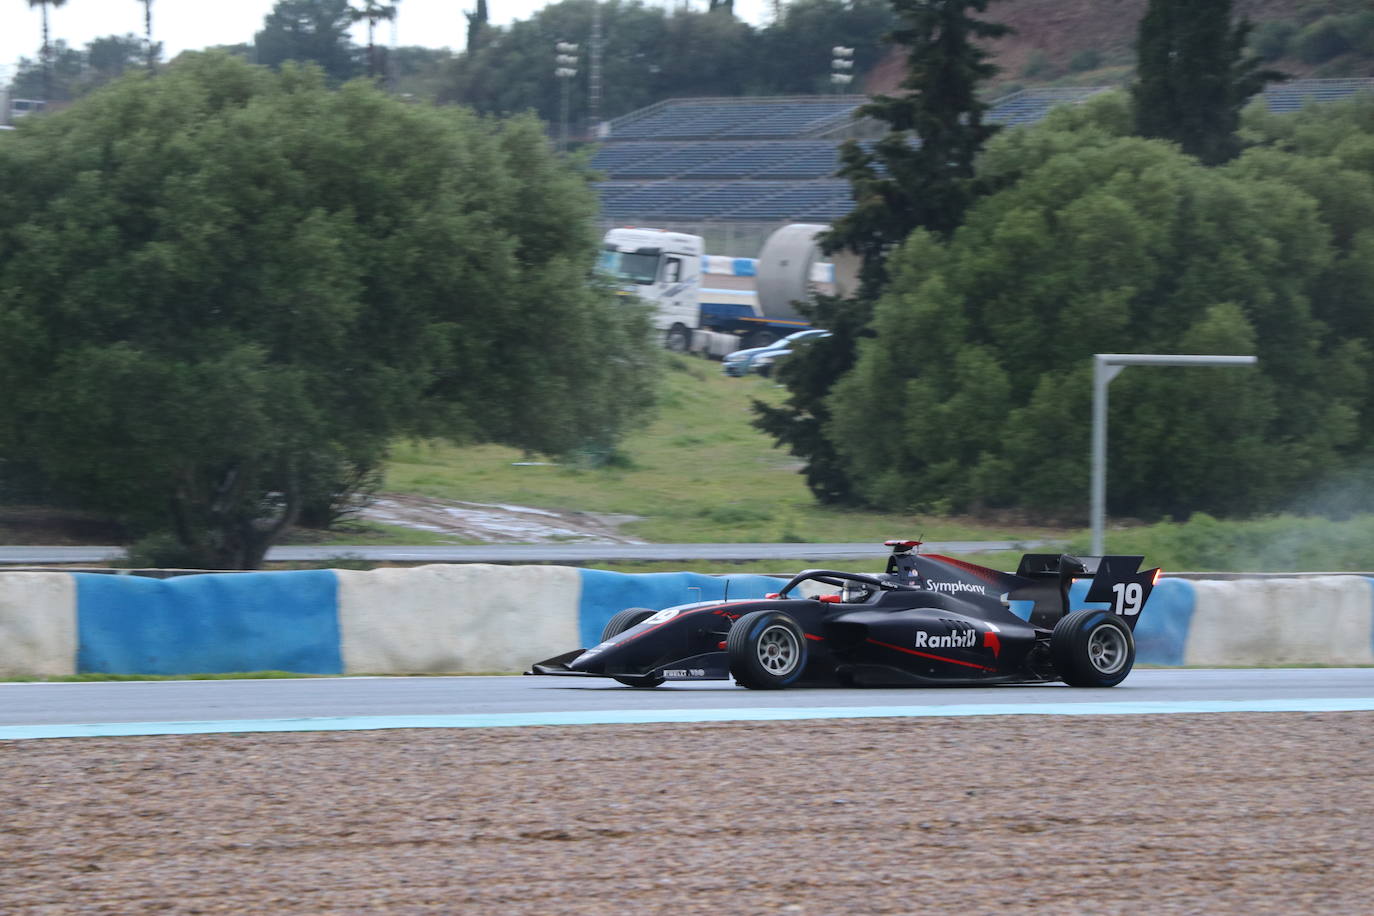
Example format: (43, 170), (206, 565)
(0, 54), (657, 567)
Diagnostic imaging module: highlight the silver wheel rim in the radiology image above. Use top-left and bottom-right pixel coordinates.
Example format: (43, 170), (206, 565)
(756, 624), (800, 677)
(1087, 624), (1127, 674)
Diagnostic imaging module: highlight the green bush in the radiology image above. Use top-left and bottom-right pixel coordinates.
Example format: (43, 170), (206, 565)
(1345, 10), (1374, 54)
(1251, 20), (1297, 61)
(1293, 15), (1354, 62)
(119, 534), (210, 570)
(1021, 50), (1052, 78)
(1065, 514), (1374, 572)
(1068, 49), (1102, 72)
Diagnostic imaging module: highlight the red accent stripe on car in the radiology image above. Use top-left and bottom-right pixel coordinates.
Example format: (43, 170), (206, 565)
(865, 638), (997, 671)
(804, 633), (824, 642)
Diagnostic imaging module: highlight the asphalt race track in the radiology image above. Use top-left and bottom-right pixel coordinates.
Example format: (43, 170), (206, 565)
(4, 668), (1373, 739)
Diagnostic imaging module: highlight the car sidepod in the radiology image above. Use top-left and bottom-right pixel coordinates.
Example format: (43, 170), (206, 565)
(823, 603), (1044, 686)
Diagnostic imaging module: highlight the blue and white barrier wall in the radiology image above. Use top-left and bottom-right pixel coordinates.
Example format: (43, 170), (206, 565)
(1, 568), (1372, 677)
(0, 567), (783, 677)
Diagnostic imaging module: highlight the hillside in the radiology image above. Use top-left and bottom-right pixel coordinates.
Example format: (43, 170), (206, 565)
(867, 0), (1374, 96)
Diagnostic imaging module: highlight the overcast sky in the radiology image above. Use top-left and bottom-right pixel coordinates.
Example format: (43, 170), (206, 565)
(2, 1), (772, 85)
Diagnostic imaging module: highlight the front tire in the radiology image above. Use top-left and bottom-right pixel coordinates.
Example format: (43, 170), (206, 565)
(1051, 609), (1135, 687)
(728, 610), (807, 689)
(666, 325), (691, 353)
(601, 607), (664, 688)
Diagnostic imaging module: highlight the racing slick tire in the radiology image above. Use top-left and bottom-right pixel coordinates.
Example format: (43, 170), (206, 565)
(727, 610), (807, 690)
(1050, 609), (1135, 688)
(601, 608), (665, 688)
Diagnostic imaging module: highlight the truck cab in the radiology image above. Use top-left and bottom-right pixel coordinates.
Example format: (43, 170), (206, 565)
(599, 227), (703, 352)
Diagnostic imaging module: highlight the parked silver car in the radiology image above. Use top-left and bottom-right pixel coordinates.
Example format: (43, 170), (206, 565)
(721, 329), (830, 377)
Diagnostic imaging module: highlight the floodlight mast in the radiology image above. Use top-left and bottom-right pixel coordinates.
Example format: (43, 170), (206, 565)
(1090, 353), (1258, 556)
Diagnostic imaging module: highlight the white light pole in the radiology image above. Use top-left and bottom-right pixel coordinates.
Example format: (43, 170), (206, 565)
(554, 41), (579, 152)
(831, 46), (854, 93)
(1091, 353), (1258, 556)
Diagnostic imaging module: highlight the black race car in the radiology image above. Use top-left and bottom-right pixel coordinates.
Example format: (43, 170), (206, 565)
(528, 541), (1160, 689)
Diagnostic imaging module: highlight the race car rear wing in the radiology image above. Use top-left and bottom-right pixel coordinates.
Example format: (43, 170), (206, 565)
(1011, 553), (1160, 630)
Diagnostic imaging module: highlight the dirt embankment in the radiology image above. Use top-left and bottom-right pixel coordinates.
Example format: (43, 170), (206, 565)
(3, 711), (1372, 914)
(866, 0), (1365, 95)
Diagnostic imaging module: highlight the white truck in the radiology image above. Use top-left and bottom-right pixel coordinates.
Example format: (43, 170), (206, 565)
(0, 88), (45, 128)
(599, 224), (855, 356)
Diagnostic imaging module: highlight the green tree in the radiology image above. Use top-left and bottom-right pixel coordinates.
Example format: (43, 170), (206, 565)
(1131, 0), (1283, 166)
(8, 40), (83, 101)
(826, 92), (1374, 521)
(86, 34), (154, 85)
(387, 45), (453, 100)
(465, 0), (490, 53)
(441, 1), (667, 124)
(0, 54), (658, 568)
(255, 0), (359, 82)
(754, 0), (895, 96)
(9, 35), (163, 101)
(754, 0), (1010, 505)
(436, 0), (896, 127)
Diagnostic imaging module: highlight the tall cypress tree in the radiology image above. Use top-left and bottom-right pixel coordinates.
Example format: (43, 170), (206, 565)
(466, 0), (490, 53)
(1132, 0), (1283, 166)
(753, 0), (1010, 504)
(828, 0), (1009, 290)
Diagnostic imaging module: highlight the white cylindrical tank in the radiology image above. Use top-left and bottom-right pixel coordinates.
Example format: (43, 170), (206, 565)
(755, 224), (862, 321)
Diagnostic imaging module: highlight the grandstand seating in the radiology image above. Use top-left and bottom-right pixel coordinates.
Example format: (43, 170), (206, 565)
(986, 86), (1111, 125)
(594, 140), (846, 180)
(1262, 78), (1374, 114)
(594, 80), (1374, 224)
(608, 96), (865, 141)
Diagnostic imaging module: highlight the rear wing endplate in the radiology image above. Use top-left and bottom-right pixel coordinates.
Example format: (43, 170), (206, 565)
(1011, 554), (1160, 630)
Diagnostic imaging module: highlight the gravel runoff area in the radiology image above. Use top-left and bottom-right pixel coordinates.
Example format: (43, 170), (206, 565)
(3, 712), (1372, 915)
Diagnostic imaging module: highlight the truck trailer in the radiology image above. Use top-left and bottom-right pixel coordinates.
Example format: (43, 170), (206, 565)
(600, 223), (854, 356)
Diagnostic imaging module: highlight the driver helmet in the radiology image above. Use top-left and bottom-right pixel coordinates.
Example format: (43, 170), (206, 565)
(841, 583), (873, 603)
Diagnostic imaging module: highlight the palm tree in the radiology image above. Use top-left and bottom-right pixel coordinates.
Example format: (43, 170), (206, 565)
(26, 0), (68, 100)
(137, 0), (155, 71)
(351, 1), (399, 80)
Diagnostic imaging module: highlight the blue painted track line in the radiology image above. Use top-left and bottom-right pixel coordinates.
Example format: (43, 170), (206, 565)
(4, 696), (1374, 741)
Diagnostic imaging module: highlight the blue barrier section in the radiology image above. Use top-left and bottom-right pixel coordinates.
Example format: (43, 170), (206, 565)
(1008, 579), (1194, 664)
(75, 571), (342, 675)
(1068, 578), (1196, 666)
(575, 570), (785, 649)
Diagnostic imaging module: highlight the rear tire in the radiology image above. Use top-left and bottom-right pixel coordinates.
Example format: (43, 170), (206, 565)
(1051, 609), (1135, 687)
(600, 608), (665, 688)
(728, 610), (807, 689)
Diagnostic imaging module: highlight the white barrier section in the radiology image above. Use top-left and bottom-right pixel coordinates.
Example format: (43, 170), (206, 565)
(336, 564), (581, 674)
(0, 573), (78, 678)
(1185, 577), (1374, 666)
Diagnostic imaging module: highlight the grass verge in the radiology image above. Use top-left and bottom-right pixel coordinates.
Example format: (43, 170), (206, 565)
(381, 355), (1064, 545)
